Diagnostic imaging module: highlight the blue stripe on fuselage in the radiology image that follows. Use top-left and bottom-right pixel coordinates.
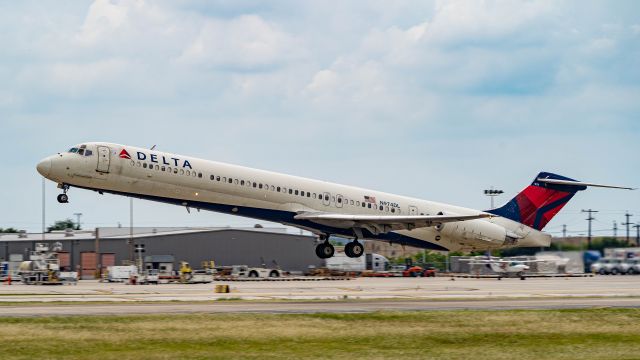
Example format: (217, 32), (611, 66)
(77, 186), (449, 251)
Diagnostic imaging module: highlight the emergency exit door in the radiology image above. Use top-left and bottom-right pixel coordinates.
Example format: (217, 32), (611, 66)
(96, 146), (111, 173)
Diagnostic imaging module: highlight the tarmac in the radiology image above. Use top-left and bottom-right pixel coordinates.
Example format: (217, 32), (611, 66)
(1, 276), (639, 316)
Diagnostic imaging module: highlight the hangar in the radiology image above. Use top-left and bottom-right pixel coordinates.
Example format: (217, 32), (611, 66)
(0, 227), (323, 278)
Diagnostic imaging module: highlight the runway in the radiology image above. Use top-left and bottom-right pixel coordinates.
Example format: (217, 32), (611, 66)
(1, 276), (639, 316)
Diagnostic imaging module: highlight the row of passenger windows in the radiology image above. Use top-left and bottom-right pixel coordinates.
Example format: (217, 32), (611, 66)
(129, 160), (398, 213)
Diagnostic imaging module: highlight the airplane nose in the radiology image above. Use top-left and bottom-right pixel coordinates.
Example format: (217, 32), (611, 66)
(37, 157), (52, 177)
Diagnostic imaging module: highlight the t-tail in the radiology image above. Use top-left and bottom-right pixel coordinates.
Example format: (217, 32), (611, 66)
(488, 172), (634, 231)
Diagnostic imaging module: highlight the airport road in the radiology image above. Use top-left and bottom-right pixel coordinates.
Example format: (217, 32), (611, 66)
(1, 276), (639, 316)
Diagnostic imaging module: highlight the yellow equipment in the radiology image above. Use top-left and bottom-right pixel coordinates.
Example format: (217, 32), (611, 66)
(179, 261), (193, 282)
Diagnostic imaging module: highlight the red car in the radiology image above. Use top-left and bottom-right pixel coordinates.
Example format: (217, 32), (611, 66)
(402, 266), (437, 277)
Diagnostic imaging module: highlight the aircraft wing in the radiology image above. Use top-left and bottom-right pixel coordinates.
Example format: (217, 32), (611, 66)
(293, 212), (492, 233)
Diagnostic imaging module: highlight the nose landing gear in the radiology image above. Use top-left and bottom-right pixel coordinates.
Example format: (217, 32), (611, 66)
(57, 184), (70, 203)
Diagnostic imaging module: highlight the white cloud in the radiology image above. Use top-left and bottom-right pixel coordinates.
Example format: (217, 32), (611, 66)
(177, 15), (304, 70)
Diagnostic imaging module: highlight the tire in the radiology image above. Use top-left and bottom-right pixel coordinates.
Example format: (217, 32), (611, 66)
(410, 271), (418, 277)
(598, 269), (606, 275)
(315, 243), (334, 259)
(269, 270), (280, 278)
(248, 271), (259, 278)
(611, 268), (619, 275)
(351, 242), (364, 258)
(628, 268), (636, 275)
(57, 194), (68, 203)
(344, 242), (354, 258)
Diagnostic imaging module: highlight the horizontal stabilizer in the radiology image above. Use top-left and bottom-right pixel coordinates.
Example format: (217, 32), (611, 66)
(536, 178), (635, 190)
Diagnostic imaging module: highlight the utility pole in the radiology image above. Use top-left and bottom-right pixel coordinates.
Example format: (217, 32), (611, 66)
(633, 224), (640, 247)
(42, 177), (46, 243)
(73, 212), (83, 230)
(560, 224), (566, 251)
(613, 221), (618, 238)
(623, 212), (633, 244)
(129, 198), (134, 262)
(582, 209), (598, 250)
(484, 187), (504, 210)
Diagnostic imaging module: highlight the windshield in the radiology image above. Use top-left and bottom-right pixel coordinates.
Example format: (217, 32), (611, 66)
(68, 145), (93, 156)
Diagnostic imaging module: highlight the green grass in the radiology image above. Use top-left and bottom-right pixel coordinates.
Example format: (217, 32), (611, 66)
(1, 309), (639, 359)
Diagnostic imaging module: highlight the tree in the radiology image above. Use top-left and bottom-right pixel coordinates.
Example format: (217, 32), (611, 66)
(0, 227), (18, 233)
(47, 218), (78, 232)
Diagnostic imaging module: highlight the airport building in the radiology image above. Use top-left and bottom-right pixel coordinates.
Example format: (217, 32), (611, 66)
(0, 227), (323, 278)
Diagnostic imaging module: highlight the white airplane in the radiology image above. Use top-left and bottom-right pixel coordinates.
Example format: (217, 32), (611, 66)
(36, 142), (633, 259)
(462, 256), (547, 279)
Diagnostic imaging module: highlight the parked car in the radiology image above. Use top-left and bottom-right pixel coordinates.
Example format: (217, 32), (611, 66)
(591, 258), (631, 275)
(625, 258), (640, 275)
(403, 266), (426, 277)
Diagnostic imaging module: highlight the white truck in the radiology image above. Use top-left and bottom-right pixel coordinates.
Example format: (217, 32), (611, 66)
(325, 252), (389, 273)
(231, 265), (283, 278)
(106, 265), (139, 282)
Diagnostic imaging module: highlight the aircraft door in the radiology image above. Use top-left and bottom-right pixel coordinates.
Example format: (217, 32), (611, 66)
(96, 146), (111, 173)
(336, 194), (344, 208)
(409, 205), (418, 215)
(322, 192), (331, 206)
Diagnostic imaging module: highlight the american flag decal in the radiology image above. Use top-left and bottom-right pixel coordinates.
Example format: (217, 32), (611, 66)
(364, 195), (377, 203)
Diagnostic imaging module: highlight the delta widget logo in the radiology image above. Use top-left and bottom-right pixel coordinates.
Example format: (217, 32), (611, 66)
(119, 149), (132, 159)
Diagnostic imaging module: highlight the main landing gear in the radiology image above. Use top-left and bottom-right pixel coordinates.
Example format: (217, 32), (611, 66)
(314, 234), (365, 259)
(57, 184), (70, 203)
(315, 235), (335, 259)
(344, 239), (364, 258)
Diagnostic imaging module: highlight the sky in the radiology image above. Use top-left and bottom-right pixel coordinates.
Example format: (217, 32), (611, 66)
(1, 0), (639, 238)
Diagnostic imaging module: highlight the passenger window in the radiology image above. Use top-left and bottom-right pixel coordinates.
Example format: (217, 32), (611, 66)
(198, 173), (202, 178)
(362, 202), (365, 207)
(259, 184), (263, 189)
(229, 178), (233, 184)
(264, 183), (269, 189)
(379, 205), (383, 211)
(271, 185), (275, 191)
(277, 186), (281, 192)
(235, 179), (239, 185)
(186, 170), (191, 176)
(306, 192), (310, 197)
(180, 169), (184, 175)
(294, 190), (298, 195)
(391, 208), (395, 213)
(174, 168), (178, 174)
(338, 197), (342, 203)
(155, 165), (159, 170)
(356, 201), (360, 206)
(161, 166), (165, 171)
(312, 193), (316, 199)
(253, 182), (257, 188)
(85, 150), (93, 156)
(350, 200), (354, 205)
(223, 177), (227, 182)
(167, 167), (171, 172)
(241, 180), (245, 186)
(210, 175), (215, 180)
(289, 189), (293, 194)
(143, 163), (148, 169)
(325, 195), (329, 201)
(368, 203), (372, 208)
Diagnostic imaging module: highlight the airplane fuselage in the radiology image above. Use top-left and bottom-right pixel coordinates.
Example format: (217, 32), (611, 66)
(37, 142), (551, 252)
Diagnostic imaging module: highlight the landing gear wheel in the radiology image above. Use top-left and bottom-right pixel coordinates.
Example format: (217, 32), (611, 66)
(57, 193), (69, 203)
(345, 241), (364, 258)
(315, 241), (335, 259)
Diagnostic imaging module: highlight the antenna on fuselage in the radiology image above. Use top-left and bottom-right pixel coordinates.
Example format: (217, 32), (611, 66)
(150, 145), (156, 150)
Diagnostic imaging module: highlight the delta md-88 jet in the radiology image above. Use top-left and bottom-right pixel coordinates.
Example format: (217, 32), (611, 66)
(36, 142), (633, 259)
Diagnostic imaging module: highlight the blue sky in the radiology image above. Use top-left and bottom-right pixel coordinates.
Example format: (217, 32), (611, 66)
(1, 0), (638, 238)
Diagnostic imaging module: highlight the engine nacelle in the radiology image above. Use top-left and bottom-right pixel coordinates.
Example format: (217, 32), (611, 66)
(440, 219), (509, 245)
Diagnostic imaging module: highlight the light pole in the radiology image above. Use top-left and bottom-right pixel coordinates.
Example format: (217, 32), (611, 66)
(73, 213), (83, 230)
(483, 187), (504, 210)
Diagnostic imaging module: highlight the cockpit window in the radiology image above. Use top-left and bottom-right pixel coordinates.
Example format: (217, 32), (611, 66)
(68, 148), (78, 153)
(78, 148), (85, 155)
(84, 150), (93, 156)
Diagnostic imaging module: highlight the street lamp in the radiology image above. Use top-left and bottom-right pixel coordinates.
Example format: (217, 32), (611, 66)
(483, 187), (504, 210)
